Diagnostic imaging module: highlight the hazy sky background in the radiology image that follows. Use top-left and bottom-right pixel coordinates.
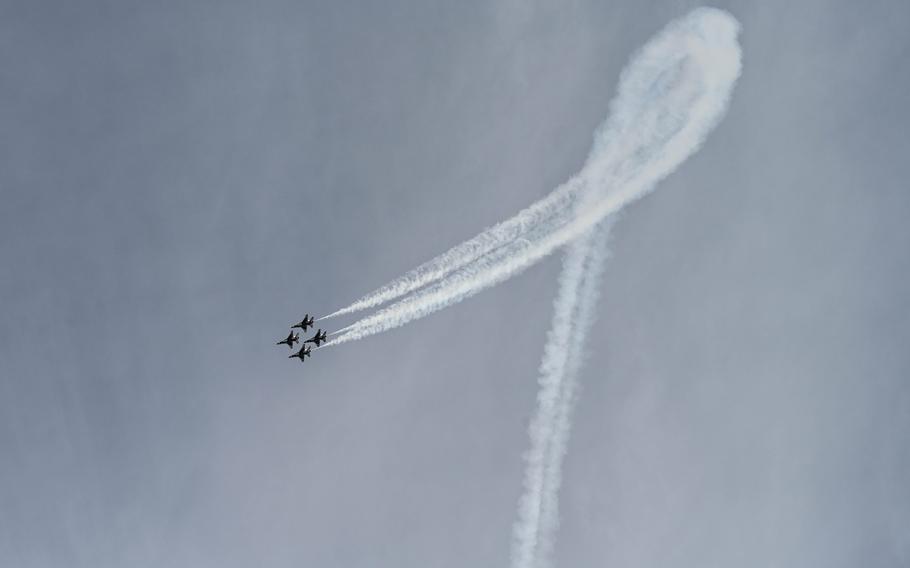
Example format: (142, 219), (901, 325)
(2, 1), (908, 566)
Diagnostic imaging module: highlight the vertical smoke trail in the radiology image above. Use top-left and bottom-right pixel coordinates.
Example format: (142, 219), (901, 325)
(534, 220), (612, 567)
(323, 7), (742, 347)
(511, 217), (612, 568)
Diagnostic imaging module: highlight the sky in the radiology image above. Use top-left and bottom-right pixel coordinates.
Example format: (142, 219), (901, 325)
(1, 1), (909, 567)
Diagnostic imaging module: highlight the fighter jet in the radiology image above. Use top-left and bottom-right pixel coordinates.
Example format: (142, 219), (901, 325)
(276, 331), (299, 349)
(289, 344), (312, 362)
(305, 329), (328, 347)
(292, 314), (315, 332)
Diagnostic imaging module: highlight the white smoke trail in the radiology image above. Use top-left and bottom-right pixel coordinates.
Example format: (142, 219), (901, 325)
(320, 7), (739, 322)
(326, 221), (556, 336)
(328, 8), (741, 345)
(320, 179), (582, 320)
(534, 221), (612, 568)
(511, 216), (613, 568)
(324, 8), (741, 347)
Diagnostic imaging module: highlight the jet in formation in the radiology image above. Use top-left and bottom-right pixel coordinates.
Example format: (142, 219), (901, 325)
(276, 314), (326, 365)
(305, 329), (327, 347)
(289, 344), (312, 362)
(276, 331), (299, 349)
(292, 314), (315, 332)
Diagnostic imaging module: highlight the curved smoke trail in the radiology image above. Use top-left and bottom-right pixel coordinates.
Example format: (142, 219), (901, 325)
(320, 7), (739, 323)
(325, 7), (741, 348)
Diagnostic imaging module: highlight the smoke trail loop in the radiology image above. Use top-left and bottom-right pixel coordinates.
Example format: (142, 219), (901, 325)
(321, 8), (741, 348)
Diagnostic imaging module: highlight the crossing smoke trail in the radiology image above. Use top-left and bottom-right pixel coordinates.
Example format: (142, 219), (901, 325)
(312, 9), (742, 568)
(324, 7), (741, 348)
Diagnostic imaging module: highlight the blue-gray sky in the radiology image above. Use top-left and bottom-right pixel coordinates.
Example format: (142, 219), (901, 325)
(1, 1), (908, 566)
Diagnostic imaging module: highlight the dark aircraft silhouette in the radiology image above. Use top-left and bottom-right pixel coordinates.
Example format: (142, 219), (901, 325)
(276, 331), (299, 349)
(305, 329), (328, 347)
(292, 314), (315, 332)
(289, 344), (311, 362)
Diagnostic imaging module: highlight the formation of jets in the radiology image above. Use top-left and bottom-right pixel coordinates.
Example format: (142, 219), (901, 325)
(292, 314), (315, 330)
(290, 344), (311, 361)
(276, 314), (326, 363)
